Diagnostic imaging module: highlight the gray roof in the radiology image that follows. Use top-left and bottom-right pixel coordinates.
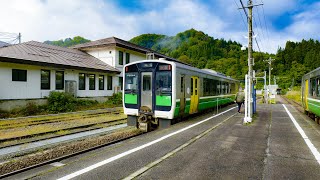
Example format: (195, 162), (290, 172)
(72, 37), (186, 64)
(0, 41), (120, 73)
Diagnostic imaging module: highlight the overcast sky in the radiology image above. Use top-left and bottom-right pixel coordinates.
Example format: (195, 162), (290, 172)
(0, 0), (319, 53)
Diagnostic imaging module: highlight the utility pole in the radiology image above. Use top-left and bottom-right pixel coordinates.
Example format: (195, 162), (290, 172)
(18, 33), (21, 44)
(264, 57), (275, 86)
(239, 0), (263, 123)
(264, 57), (275, 103)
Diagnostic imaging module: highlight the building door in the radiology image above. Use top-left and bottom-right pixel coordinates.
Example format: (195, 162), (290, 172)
(141, 72), (153, 110)
(179, 75), (186, 115)
(190, 76), (199, 114)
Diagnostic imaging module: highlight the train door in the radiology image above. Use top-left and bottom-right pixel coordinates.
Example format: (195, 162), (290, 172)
(141, 72), (153, 110)
(179, 75), (186, 115)
(190, 76), (199, 114)
(304, 79), (309, 111)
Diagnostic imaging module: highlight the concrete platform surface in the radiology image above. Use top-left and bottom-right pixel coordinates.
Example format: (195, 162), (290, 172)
(5, 98), (320, 180)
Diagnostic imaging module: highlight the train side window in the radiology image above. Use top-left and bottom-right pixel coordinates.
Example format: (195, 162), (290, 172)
(203, 78), (206, 96)
(317, 78), (320, 97)
(181, 76), (184, 92)
(195, 78), (198, 95)
(191, 78), (193, 95)
(311, 78), (316, 97)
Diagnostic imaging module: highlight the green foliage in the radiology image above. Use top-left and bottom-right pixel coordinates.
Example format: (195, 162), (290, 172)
(130, 34), (166, 49)
(44, 36), (90, 47)
(47, 91), (77, 112)
(106, 93), (122, 105)
(130, 29), (249, 80)
(130, 29), (320, 91)
(22, 102), (39, 116)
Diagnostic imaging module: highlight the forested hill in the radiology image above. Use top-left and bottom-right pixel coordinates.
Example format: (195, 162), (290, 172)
(130, 29), (260, 80)
(43, 29), (320, 89)
(274, 39), (320, 87)
(44, 36), (90, 47)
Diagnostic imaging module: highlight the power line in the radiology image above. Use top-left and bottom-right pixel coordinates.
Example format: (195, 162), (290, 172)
(238, 0), (262, 53)
(260, 0), (271, 51)
(234, 0), (248, 31)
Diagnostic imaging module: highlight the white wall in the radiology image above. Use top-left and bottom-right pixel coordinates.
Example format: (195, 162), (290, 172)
(0, 62), (117, 100)
(85, 47), (146, 90)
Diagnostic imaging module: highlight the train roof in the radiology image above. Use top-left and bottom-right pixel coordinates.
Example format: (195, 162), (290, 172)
(125, 59), (238, 82)
(303, 67), (320, 77)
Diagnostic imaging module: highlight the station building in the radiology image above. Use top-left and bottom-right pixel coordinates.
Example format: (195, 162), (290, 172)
(0, 37), (176, 111)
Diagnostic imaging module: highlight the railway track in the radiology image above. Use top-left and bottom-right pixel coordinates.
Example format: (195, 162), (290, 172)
(0, 118), (127, 149)
(280, 95), (304, 113)
(0, 127), (143, 178)
(0, 110), (122, 130)
(280, 95), (320, 125)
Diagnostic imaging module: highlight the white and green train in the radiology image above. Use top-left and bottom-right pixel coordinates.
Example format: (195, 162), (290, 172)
(123, 59), (239, 132)
(302, 67), (320, 118)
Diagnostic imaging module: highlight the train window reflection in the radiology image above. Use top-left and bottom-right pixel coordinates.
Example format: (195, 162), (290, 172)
(156, 71), (172, 92)
(143, 75), (151, 91)
(125, 73), (138, 91)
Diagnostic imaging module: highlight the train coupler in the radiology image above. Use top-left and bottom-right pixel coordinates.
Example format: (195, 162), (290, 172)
(137, 114), (151, 132)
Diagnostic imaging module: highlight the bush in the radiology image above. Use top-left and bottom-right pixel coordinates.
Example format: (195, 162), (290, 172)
(107, 93), (122, 105)
(0, 110), (10, 119)
(47, 91), (76, 113)
(77, 99), (98, 106)
(22, 102), (39, 116)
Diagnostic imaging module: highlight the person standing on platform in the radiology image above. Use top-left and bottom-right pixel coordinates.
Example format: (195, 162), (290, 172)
(235, 88), (245, 113)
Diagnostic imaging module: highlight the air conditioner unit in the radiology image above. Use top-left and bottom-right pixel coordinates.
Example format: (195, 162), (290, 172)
(65, 80), (77, 97)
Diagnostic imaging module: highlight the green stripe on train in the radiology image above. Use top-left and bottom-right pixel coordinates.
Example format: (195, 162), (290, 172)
(173, 96), (234, 118)
(308, 99), (320, 117)
(156, 95), (172, 106)
(124, 94), (137, 104)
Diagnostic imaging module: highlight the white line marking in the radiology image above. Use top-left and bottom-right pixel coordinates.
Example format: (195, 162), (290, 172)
(282, 104), (320, 165)
(51, 162), (65, 167)
(57, 106), (237, 180)
(123, 113), (236, 180)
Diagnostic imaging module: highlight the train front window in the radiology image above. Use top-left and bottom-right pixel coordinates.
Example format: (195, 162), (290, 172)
(156, 71), (172, 92)
(125, 72), (138, 92)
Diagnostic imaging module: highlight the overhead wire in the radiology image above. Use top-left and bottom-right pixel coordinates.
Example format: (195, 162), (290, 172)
(234, 0), (248, 32)
(260, 0), (271, 52)
(0, 32), (19, 45)
(238, 0), (262, 53)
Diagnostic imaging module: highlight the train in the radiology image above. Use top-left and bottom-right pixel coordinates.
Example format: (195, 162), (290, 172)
(123, 59), (239, 132)
(302, 67), (320, 119)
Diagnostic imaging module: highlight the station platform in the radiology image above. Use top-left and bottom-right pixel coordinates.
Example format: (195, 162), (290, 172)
(5, 96), (320, 180)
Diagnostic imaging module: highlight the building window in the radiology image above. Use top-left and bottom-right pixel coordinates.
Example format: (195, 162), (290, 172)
(55, 71), (64, 90)
(79, 73), (85, 90)
(119, 51), (123, 65)
(107, 76), (112, 90)
(89, 74), (95, 90)
(99, 75), (104, 90)
(12, 69), (27, 82)
(41, 70), (50, 90)
(125, 53), (130, 64)
(119, 77), (123, 90)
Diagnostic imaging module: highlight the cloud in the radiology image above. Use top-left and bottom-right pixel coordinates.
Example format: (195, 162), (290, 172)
(0, 0), (319, 54)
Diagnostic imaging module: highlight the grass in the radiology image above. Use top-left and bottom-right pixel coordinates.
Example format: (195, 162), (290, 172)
(284, 88), (302, 105)
(0, 112), (126, 140)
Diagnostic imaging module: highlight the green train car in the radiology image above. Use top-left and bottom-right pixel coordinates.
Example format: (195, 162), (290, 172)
(302, 67), (320, 118)
(123, 59), (239, 132)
